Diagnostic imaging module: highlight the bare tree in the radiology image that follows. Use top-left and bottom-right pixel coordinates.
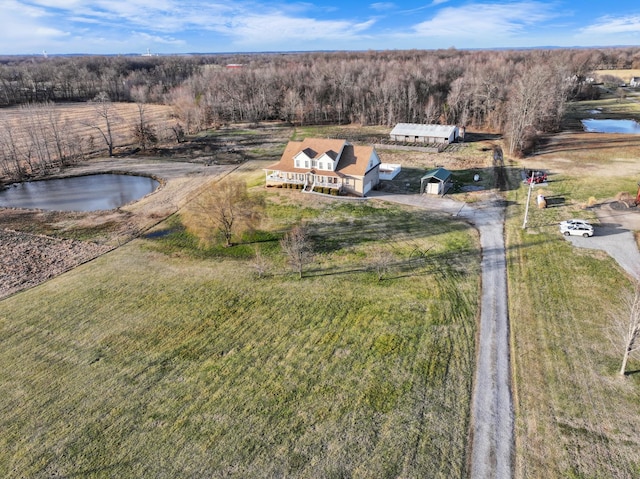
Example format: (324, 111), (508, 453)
(184, 178), (263, 247)
(43, 101), (72, 166)
(370, 245), (395, 281)
(250, 246), (270, 279)
(0, 121), (27, 180)
(130, 86), (157, 151)
(620, 282), (640, 376)
(89, 92), (117, 156)
(280, 225), (313, 279)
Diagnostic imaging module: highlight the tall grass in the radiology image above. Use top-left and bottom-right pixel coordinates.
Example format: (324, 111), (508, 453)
(0, 198), (479, 478)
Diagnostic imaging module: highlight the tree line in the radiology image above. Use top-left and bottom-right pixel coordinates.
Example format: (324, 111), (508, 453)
(168, 48), (614, 154)
(1, 46), (639, 182)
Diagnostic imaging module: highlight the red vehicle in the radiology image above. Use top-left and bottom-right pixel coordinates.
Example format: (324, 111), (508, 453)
(525, 170), (547, 184)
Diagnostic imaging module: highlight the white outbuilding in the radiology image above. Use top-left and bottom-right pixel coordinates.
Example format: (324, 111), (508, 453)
(390, 123), (459, 144)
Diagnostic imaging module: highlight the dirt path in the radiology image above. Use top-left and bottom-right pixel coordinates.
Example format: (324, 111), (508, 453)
(369, 191), (513, 478)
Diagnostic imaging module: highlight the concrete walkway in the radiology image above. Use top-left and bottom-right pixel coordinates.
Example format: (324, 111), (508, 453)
(369, 191), (513, 478)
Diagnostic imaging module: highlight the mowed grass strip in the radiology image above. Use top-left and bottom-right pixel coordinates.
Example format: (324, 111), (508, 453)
(506, 190), (640, 478)
(0, 201), (479, 478)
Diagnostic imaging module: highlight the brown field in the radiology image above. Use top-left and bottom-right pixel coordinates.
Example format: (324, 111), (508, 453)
(594, 69), (640, 83)
(0, 102), (178, 156)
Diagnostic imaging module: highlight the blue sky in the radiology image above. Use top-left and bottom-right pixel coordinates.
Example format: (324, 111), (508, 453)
(2, 0), (640, 55)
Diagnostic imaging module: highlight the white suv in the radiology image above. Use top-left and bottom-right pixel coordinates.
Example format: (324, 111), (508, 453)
(560, 218), (591, 228)
(560, 222), (594, 237)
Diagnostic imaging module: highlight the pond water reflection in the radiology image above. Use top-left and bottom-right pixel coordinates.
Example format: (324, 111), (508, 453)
(0, 173), (159, 211)
(581, 118), (640, 134)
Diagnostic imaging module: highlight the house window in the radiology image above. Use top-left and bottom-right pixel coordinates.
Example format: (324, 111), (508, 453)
(312, 160), (317, 168)
(305, 160), (309, 168)
(319, 162), (324, 170)
(295, 159), (300, 168)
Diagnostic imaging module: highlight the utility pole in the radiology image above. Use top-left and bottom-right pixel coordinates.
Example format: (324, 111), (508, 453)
(522, 170), (535, 229)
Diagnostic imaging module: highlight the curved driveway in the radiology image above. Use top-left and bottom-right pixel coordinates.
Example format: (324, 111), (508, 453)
(368, 194), (640, 479)
(369, 191), (513, 479)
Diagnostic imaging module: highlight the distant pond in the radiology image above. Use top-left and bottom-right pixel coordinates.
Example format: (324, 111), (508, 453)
(0, 173), (160, 212)
(581, 118), (640, 134)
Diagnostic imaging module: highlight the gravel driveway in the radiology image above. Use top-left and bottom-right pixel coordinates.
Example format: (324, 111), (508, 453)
(565, 203), (640, 280)
(369, 190), (513, 478)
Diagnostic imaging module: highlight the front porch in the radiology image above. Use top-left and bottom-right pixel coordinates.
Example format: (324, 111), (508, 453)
(265, 170), (342, 193)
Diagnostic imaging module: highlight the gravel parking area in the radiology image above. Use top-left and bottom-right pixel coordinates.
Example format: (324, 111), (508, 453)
(564, 202), (640, 280)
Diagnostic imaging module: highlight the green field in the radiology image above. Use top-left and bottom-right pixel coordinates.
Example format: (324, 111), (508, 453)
(0, 197), (480, 478)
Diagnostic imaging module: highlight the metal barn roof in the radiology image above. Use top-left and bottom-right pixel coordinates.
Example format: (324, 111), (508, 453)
(421, 167), (452, 182)
(390, 123), (457, 137)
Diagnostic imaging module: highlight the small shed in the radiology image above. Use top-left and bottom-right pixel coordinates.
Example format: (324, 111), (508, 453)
(390, 123), (459, 144)
(420, 167), (452, 195)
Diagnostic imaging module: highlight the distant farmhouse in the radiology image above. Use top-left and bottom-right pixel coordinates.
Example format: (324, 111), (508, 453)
(264, 138), (381, 197)
(390, 123), (460, 145)
(630, 77), (640, 87)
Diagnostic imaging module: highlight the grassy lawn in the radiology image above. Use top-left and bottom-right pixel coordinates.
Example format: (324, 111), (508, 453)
(0, 194), (480, 478)
(6, 104), (640, 478)
(507, 208), (640, 478)
(508, 99), (640, 477)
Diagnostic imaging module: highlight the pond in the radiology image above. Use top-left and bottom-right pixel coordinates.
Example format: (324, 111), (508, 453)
(581, 118), (640, 134)
(0, 173), (160, 211)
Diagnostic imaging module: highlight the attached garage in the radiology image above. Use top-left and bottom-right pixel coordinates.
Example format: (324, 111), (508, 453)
(420, 167), (452, 195)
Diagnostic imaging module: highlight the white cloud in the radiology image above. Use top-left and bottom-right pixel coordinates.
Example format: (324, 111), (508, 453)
(217, 13), (376, 47)
(581, 15), (640, 35)
(411, 1), (556, 38)
(0, 0), (69, 51)
(370, 2), (396, 12)
(133, 31), (185, 46)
